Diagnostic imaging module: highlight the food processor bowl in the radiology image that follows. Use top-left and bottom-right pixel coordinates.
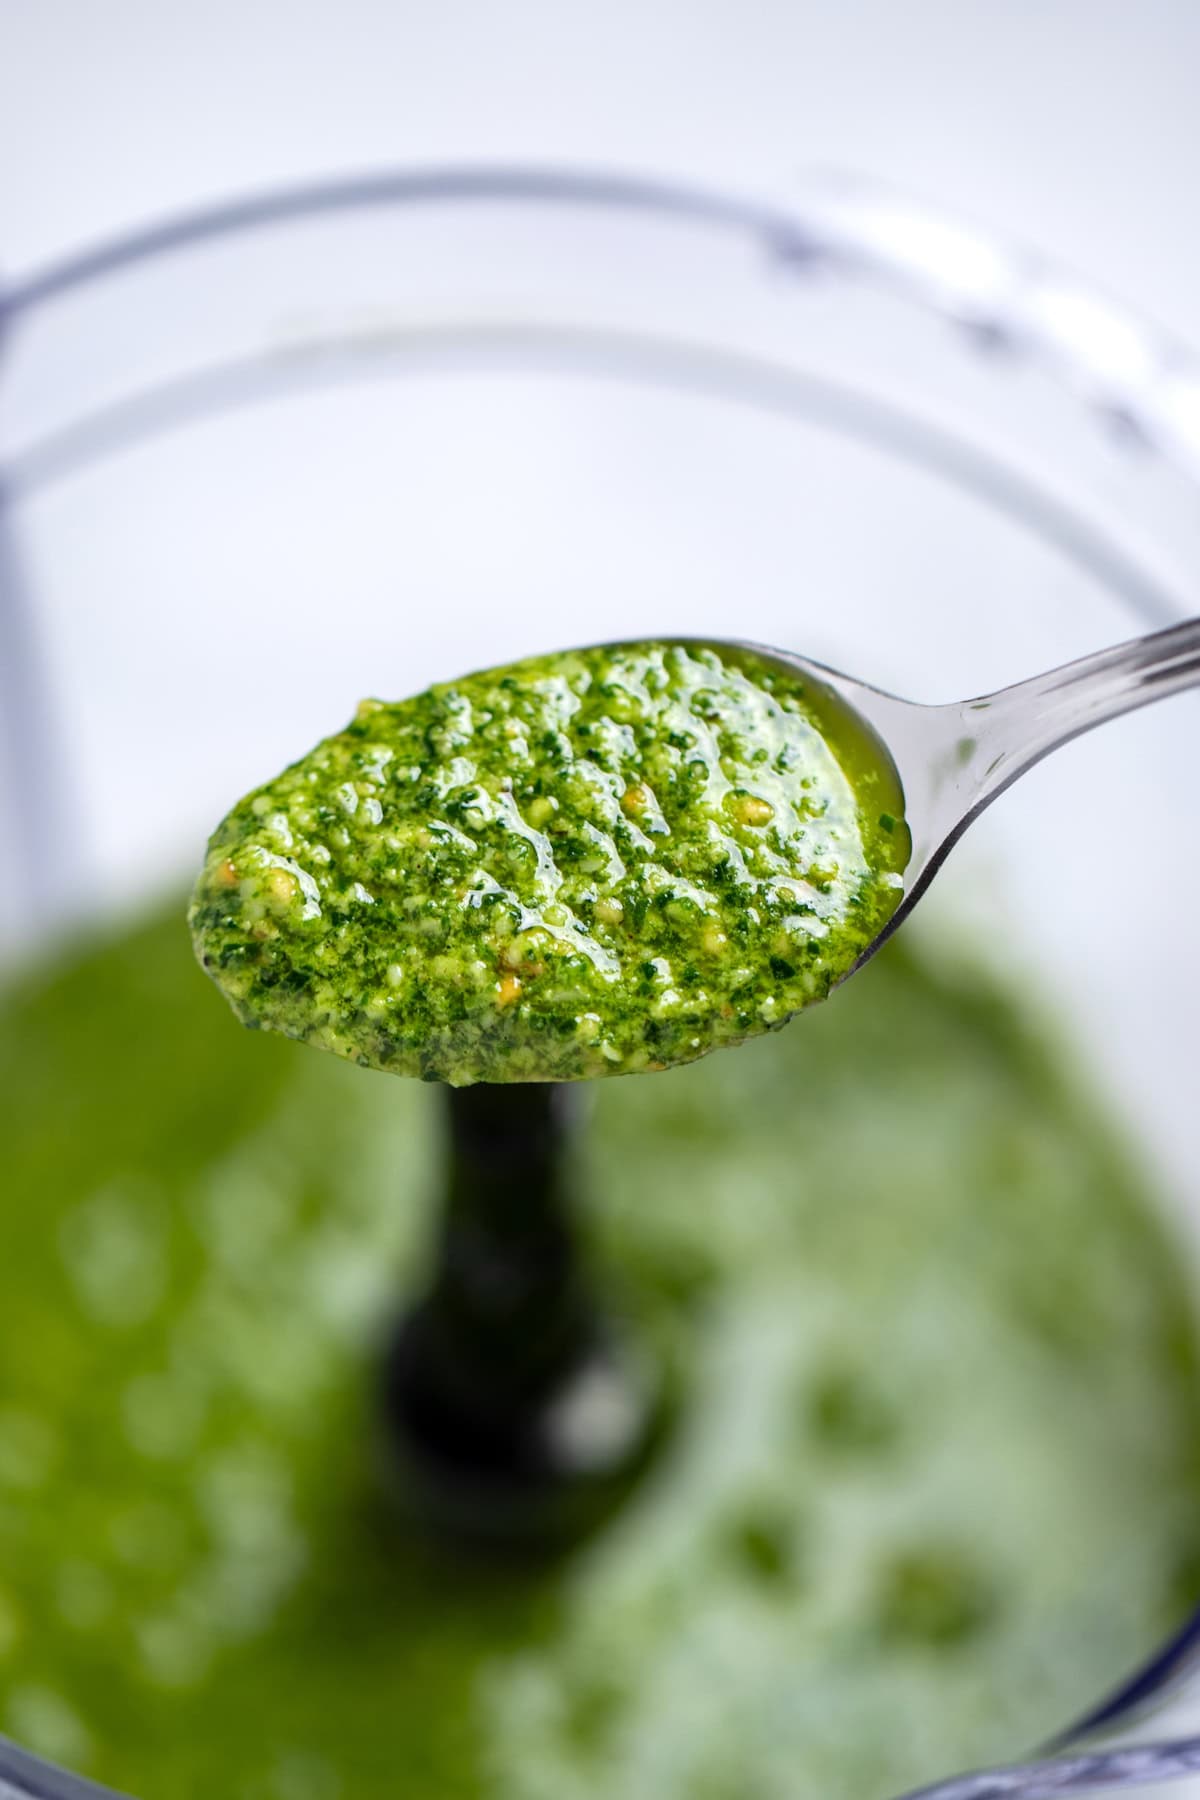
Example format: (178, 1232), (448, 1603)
(2, 167), (1200, 1799)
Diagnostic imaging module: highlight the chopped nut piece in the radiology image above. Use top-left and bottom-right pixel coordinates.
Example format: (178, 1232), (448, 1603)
(731, 794), (775, 827)
(500, 929), (551, 973)
(265, 868), (298, 907)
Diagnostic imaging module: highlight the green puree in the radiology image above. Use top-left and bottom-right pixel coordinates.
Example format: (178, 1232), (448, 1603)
(3, 904), (1200, 1799)
(189, 642), (909, 1084)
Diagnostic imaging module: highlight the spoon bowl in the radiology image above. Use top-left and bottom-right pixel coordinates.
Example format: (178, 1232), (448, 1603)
(719, 614), (1200, 978)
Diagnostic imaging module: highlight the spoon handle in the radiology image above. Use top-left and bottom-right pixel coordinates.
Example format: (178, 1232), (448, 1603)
(933, 616), (1200, 830)
(991, 614), (1200, 764)
(869, 616), (1200, 897)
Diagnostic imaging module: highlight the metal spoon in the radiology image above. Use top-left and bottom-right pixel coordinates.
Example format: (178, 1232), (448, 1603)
(722, 614), (1200, 971)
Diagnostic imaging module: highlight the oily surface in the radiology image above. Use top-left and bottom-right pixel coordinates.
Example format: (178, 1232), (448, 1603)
(189, 643), (909, 1083)
(2, 904), (1199, 1799)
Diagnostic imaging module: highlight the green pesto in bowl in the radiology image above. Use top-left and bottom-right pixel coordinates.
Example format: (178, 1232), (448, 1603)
(189, 642), (909, 1084)
(2, 905), (1199, 1800)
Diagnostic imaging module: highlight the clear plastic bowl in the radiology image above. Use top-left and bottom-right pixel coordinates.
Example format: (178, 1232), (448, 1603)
(3, 166), (1200, 1798)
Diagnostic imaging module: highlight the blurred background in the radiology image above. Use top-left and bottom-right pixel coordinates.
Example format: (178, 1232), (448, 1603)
(3, 9), (1200, 1797)
(3, 0), (1199, 1191)
(4, 0), (1200, 297)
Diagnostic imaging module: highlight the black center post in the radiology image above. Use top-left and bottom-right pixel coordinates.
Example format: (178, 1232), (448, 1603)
(382, 1082), (664, 1549)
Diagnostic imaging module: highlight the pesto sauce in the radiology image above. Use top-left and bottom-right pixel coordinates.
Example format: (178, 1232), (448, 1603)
(1, 904), (1199, 1799)
(189, 643), (909, 1084)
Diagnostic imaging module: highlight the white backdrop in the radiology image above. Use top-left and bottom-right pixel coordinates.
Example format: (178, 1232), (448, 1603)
(3, 0), (1198, 341)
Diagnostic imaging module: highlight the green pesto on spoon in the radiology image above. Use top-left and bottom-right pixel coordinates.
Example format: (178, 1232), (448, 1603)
(189, 641), (907, 1084)
(189, 623), (1200, 1086)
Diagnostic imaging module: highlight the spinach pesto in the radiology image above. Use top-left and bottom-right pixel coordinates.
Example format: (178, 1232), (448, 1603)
(5, 905), (1200, 1800)
(190, 643), (909, 1084)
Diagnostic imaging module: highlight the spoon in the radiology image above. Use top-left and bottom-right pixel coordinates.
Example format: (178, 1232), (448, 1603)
(722, 613), (1200, 973)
